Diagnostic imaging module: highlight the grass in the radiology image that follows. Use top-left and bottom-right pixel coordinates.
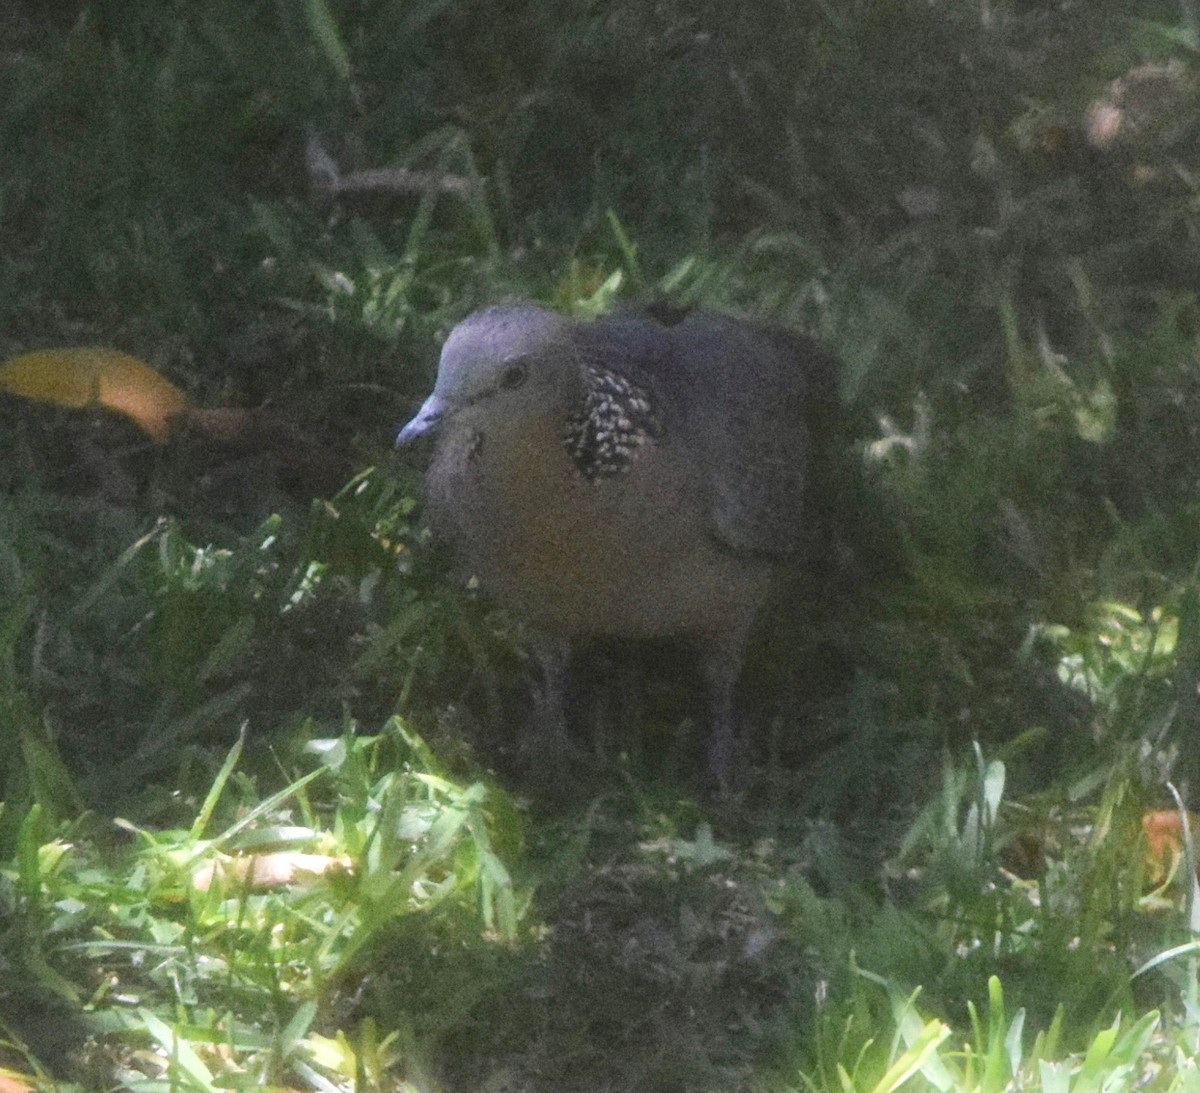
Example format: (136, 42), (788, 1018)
(2, 718), (525, 1090)
(3, 0), (1200, 1088)
(4, 716), (1196, 1090)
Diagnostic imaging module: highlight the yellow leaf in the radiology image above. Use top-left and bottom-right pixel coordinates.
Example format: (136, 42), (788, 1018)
(0, 347), (190, 440)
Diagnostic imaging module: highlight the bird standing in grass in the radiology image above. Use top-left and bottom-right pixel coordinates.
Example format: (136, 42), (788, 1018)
(396, 304), (842, 791)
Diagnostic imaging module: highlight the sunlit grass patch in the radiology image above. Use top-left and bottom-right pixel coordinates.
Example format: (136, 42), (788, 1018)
(3, 719), (527, 1090)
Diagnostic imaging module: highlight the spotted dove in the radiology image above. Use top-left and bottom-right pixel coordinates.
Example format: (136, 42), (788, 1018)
(396, 304), (841, 790)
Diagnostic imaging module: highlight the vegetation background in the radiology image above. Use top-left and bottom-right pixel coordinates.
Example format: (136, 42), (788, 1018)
(2, 0), (1200, 1089)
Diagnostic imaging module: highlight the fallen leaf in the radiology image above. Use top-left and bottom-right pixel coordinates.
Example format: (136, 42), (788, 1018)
(0, 347), (190, 440)
(1142, 809), (1200, 885)
(192, 851), (352, 892)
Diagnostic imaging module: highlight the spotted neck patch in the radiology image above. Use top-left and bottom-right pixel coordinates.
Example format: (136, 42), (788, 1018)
(562, 365), (661, 480)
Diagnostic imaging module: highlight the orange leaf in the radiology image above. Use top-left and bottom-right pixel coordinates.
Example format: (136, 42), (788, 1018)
(1143, 809), (1199, 857)
(1142, 809), (1200, 885)
(0, 347), (190, 440)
